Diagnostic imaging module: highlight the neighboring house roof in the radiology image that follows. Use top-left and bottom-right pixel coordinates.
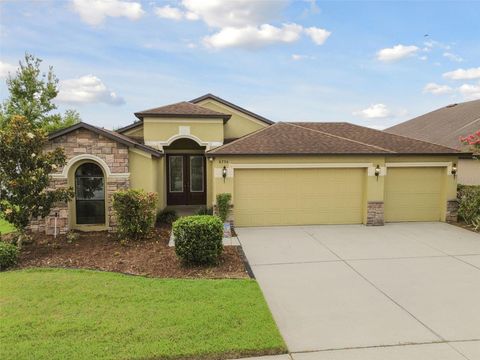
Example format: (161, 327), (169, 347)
(134, 101), (231, 121)
(386, 99), (480, 149)
(208, 122), (461, 155)
(190, 93), (275, 125)
(49, 122), (163, 157)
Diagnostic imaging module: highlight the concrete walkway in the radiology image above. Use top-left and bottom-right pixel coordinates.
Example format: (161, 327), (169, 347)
(235, 223), (480, 360)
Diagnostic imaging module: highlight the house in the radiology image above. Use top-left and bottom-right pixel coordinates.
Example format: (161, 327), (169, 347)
(386, 99), (480, 185)
(31, 94), (463, 234)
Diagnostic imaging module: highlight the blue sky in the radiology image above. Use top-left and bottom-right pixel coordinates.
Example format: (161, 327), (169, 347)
(1, 0), (479, 130)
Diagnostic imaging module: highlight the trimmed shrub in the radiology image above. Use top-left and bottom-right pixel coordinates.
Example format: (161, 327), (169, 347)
(458, 185), (480, 231)
(156, 209), (178, 225)
(173, 215), (223, 265)
(112, 189), (157, 240)
(216, 193), (232, 223)
(0, 242), (19, 270)
(196, 206), (213, 216)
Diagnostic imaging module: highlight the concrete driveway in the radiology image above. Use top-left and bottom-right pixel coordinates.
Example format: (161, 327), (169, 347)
(236, 223), (480, 359)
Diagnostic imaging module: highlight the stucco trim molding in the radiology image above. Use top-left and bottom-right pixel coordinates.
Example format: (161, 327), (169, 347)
(50, 154), (130, 180)
(385, 162), (453, 175)
(145, 134), (223, 151)
(215, 162), (384, 178)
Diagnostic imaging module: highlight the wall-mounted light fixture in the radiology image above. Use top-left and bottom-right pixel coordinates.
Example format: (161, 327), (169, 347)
(374, 165), (381, 180)
(208, 157), (214, 162)
(451, 163), (457, 177)
(222, 166), (227, 182)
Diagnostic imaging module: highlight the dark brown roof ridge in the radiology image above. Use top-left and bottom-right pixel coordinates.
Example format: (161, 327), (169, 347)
(48, 122), (163, 157)
(190, 93), (275, 125)
(287, 122), (395, 153)
(134, 101), (231, 121)
(207, 123), (274, 154)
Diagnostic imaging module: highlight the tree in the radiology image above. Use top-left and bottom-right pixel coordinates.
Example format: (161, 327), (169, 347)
(0, 53), (80, 132)
(0, 116), (74, 233)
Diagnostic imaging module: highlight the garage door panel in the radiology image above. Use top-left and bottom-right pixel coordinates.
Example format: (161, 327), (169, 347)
(385, 168), (443, 222)
(234, 168), (365, 227)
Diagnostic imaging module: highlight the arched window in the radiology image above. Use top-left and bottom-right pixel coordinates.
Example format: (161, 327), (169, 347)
(75, 163), (105, 224)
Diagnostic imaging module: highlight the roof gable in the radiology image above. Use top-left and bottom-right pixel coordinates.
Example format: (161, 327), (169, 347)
(190, 93), (274, 125)
(48, 122), (163, 157)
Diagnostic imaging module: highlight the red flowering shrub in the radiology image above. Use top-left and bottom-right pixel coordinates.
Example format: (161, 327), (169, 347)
(460, 130), (480, 152)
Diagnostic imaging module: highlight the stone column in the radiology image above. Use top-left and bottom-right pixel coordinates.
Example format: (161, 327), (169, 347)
(367, 201), (384, 226)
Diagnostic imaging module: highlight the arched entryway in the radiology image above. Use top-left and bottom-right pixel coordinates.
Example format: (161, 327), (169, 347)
(75, 162), (105, 224)
(164, 138), (206, 206)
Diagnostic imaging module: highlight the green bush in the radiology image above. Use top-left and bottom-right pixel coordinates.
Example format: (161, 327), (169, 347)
(196, 206), (213, 216)
(0, 242), (19, 270)
(216, 193), (232, 223)
(458, 185), (480, 230)
(156, 209), (178, 225)
(173, 215), (223, 265)
(112, 189), (157, 240)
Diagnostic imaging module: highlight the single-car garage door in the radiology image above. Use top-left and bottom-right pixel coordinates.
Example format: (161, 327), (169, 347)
(384, 167), (443, 222)
(234, 168), (365, 227)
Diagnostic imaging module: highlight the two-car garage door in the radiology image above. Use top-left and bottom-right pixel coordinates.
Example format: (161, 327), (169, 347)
(234, 166), (445, 227)
(234, 168), (365, 227)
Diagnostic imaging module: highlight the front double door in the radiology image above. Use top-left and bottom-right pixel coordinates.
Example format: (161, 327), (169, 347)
(167, 154), (206, 205)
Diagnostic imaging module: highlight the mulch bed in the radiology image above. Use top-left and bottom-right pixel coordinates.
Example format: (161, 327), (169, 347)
(450, 221), (479, 233)
(15, 226), (249, 279)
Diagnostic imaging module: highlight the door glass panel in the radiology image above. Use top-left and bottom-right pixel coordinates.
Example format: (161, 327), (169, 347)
(169, 156), (183, 192)
(75, 163), (105, 224)
(190, 156), (204, 192)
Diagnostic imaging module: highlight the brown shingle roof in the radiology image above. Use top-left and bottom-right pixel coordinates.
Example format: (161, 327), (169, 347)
(135, 101), (231, 121)
(49, 122), (163, 157)
(386, 100), (480, 149)
(208, 122), (461, 155)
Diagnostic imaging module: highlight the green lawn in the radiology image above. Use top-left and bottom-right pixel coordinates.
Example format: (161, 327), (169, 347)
(0, 218), (15, 234)
(0, 268), (286, 360)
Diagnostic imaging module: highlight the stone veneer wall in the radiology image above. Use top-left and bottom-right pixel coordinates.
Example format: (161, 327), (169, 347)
(29, 128), (130, 235)
(446, 199), (459, 223)
(366, 201), (384, 226)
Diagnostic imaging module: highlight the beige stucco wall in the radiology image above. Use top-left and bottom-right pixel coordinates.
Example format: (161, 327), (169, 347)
(128, 149), (165, 210)
(458, 158), (480, 185)
(209, 155), (459, 225)
(143, 117), (224, 147)
(195, 99), (269, 139)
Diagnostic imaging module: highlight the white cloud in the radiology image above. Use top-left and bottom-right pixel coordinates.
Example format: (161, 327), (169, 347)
(71, 0), (144, 26)
(423, 82), (453, 95)
(443, 52), (463, 62)
(204, 23), (303, 49)
(353, 104), (391, 119)
(458, 82), (480, 100)
(57, 75), (125, 105)
(292, 54), (314, 61)
(304, 27), (331, 45)
(154, 5), (198, 21)
(0, 61), (16, 78)
(165, 0), (329, 49)
(376, 44), (419, 62)
(443, 67), (480, 80)
(181, 0), (287, 28)
(154, 5), (183, 20)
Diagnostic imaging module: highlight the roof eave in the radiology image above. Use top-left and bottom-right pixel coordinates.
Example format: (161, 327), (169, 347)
(134, 112), (231, 123)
